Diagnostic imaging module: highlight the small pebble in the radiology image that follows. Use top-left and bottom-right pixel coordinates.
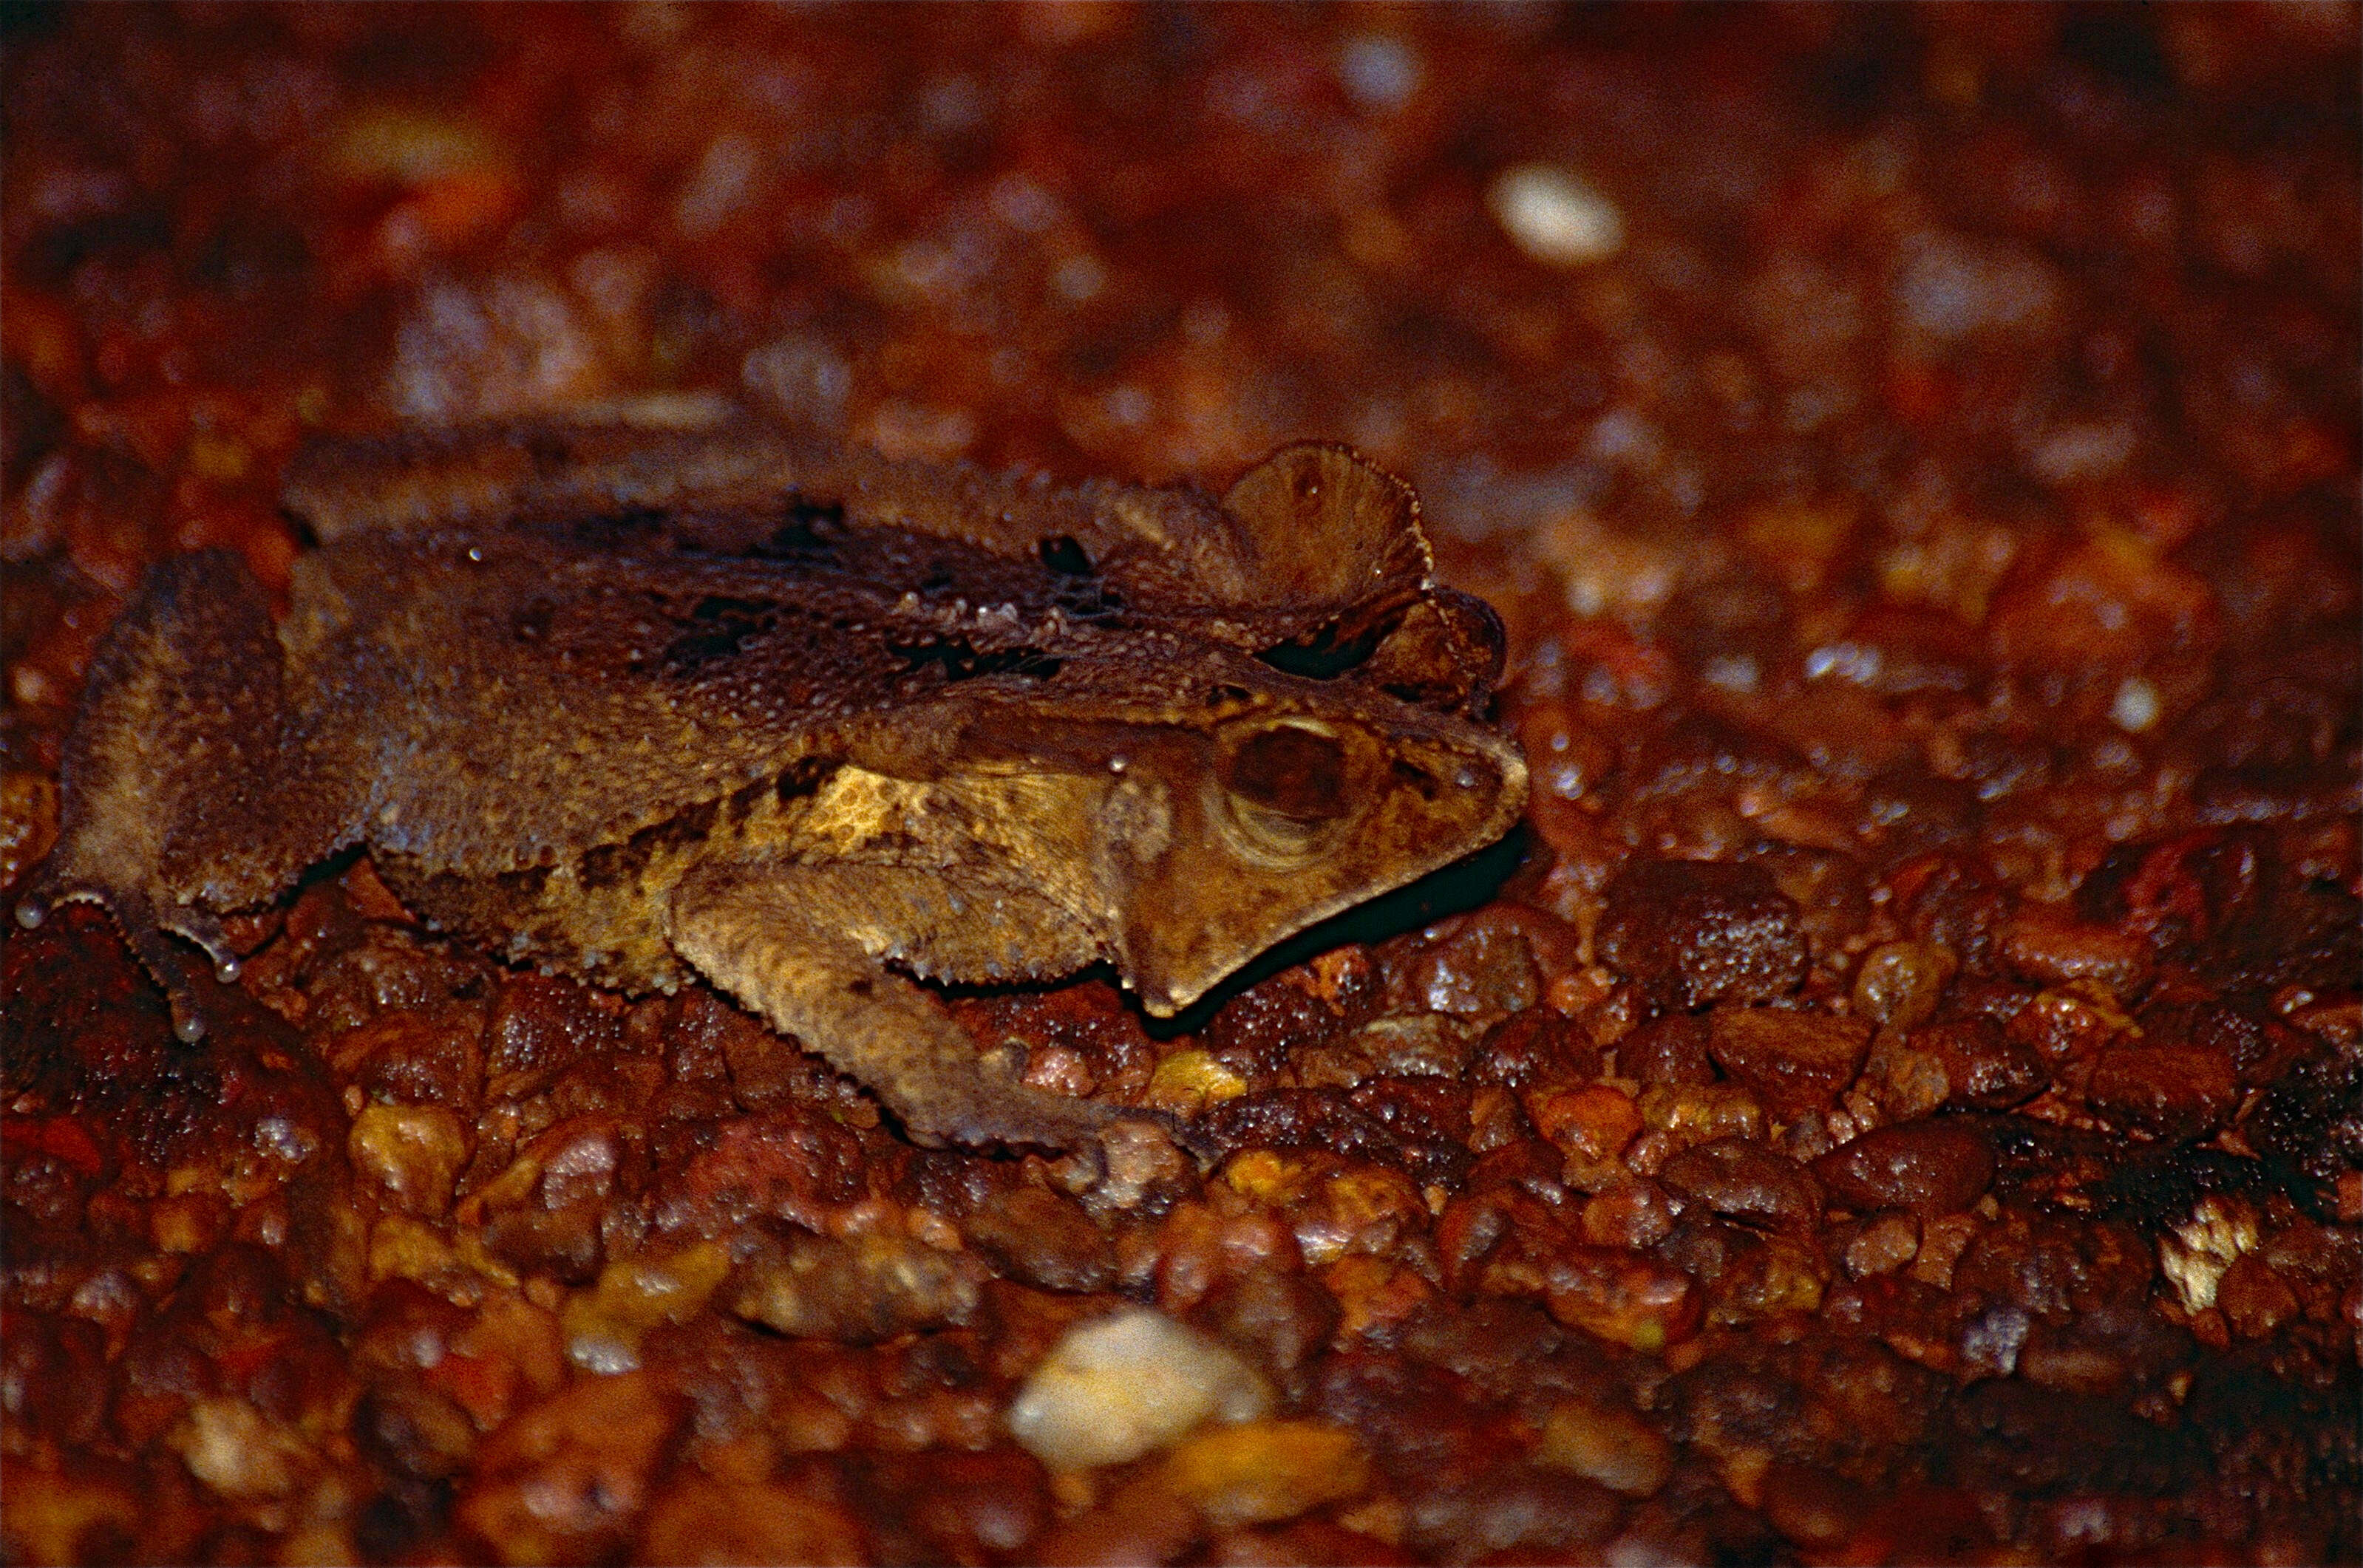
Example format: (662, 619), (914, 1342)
(2111, 675), (2160, 732)
(1489, 164), (1625, 267)
(1996, 910), (2154, 998)
(1162, 1420), (1371, 1527)
(1006, 1308), (1271, 1470)
(724, 1230), (980, 1346)
(1535, 1399), (1674, 1497)
(1661, 1136), (1824, 1232)
(1852, 940), (1958, 1030)
(1708, 1006), (1874, 1114)
(1841, 1210), (1923, 1278)
(1337, 34), (1421, 110)
(347, 1103), (469, 1217)
(1814, 1122), (1993, 1217)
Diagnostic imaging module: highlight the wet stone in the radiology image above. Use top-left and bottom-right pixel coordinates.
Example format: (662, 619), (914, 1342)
(653, 1108), (866, 1236)
(1892, 853), (2012, 972)
(484, 972), (628, 1101)
(1524, 1083), (1642, 1189)
(1659, 1218), (1829, 1324)
(2007, 985), (2135, 1068)
(1812, 1122), (1995, 1216)
(1707, 1007), (1873, 1114)
(1535, 1397), (1676, 1497)
(1200, 970), (1364, 1083)
(2213, 1252), (2300, 1340)
(960, 1184), (1115, 1294)
(1864, 763), (1982, 848)
(1462, 1138), (1572, 1206)
(1862, 1026), (1953, 1120)
(1838, 1210), (1922, 1278)
(1190, 1264), (1340, 1385)
(1212, 1153), (1418, 1280)
(1851, 941), (1959, 1031)
(1, 1312), (109, 1447)
(2247, 1044), (2363, 1183)
(1659, 1137), (1824, 1233)
(1469, 1008), (1601, 1090)
(2083, 1045), (2241, 1142)
(1197, 1088), (1469, 1187)
(1758, 847), (1871, 962)
(723, 1230), (985, 1343)
(869, 1450), (1057, 1566)
(1950, 1205), (2157, 1323)
(1997, 910), (2156, 1000)
(638, 1479), (866, 1567)
(1543, 1247), (1703, 1353)
(1206, 1519), (1414, 1565)
(1634, 1082), (1767, 1156)
(1148, 1045), (1254, 1108)
(1029, 1476), (1203, 1567)
(1599, 859), (1808, 1011)
(355, 1379), (477, 1482)
(1356, 1012), (1478, 1080)
(2138, 998), (2291, 1086)
(564, 1242), (733, 1373)
(347, 1104), (470, 1218)
(455, 1371), (678, 1566)
(1579, 1179), (1679, 1250)
(1466, 1083), (1532, 1154)
(1617, 1012), (1716, 1087)
(2076, 828), (2266, 952)
(1409, 911), (1543, 1024)
(469, 1201), (594, 1283)
(1347, 1077), (1474, 1161)
(1908, 1017), (2047, 1111)
(326, 1003), (489, 1113)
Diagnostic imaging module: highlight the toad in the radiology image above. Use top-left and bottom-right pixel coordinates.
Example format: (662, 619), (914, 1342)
(21, 409), (1528, 1154)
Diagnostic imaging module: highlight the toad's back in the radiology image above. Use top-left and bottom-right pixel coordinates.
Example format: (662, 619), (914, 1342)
(279, 530), (926, 877)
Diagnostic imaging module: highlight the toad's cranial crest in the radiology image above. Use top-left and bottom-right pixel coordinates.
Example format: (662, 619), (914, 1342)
(24, 409), (1528, 1157)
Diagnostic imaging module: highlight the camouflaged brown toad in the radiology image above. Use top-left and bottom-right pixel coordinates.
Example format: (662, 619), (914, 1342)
(23, 410), (1527, 1156)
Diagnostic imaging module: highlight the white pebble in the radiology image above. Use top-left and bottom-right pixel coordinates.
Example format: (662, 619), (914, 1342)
(1489, 164), (1625, 267)
(1005, 1308), (1271, 1470)
(2111, 675), (2160, 732)
(1338, 34), (1421, 109)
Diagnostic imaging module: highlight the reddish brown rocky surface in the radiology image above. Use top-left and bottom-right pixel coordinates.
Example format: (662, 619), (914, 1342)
(4, 6), (2358, 1564)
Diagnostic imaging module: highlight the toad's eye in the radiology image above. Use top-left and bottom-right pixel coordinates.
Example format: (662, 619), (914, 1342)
(1221, 721), (1351, 823)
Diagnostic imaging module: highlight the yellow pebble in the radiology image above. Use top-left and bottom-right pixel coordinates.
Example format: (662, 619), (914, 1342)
(1163, 1420), (1373, 1527)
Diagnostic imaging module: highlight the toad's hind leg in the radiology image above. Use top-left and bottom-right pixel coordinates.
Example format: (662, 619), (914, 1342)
(18, 550), (340, 1040)
(667, 859), (1154, 1156)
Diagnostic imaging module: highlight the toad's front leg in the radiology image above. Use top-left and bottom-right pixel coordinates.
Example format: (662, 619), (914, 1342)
(17, 550), (344, 1040)
(666, 858), (1166, 1156)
